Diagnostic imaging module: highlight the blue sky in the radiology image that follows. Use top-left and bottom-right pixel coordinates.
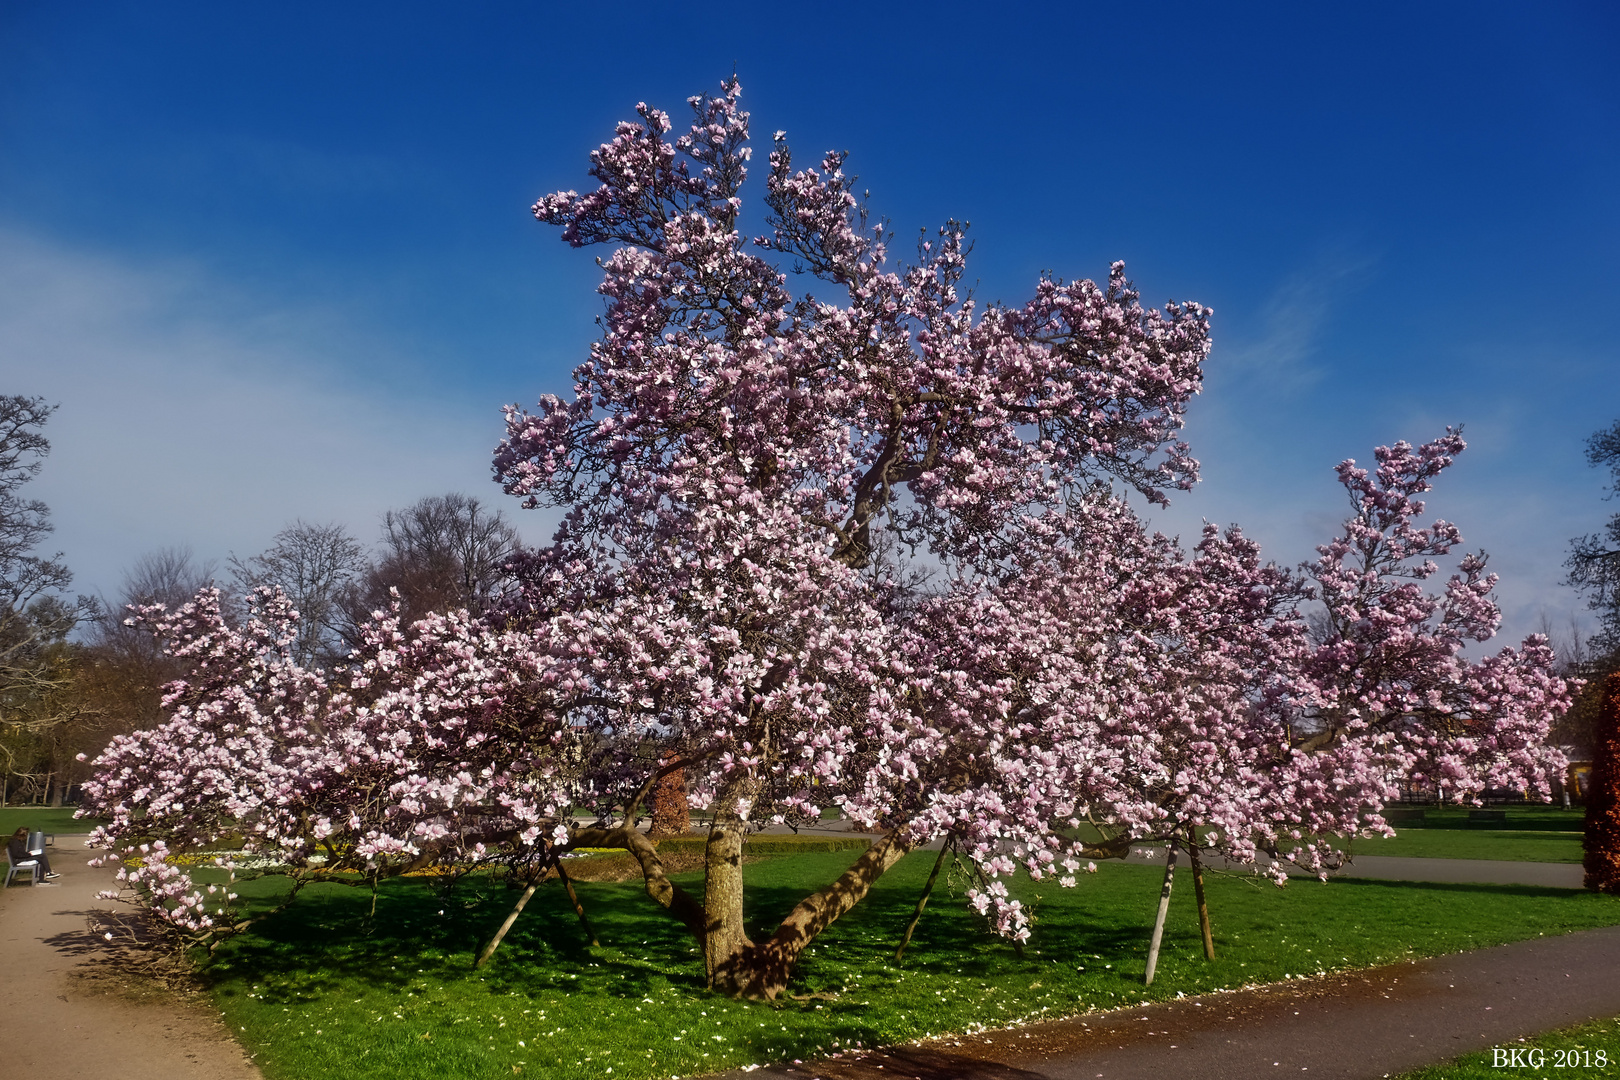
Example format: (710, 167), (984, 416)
(2, 1), (1616, 647)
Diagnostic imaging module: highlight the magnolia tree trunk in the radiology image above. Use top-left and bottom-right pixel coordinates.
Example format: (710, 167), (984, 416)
(702, 808), (753, 986)
(1585, 673), (1620, 894)
(574, 815), (914, 998)
(707, 830), (914, 998)
(570, 760), (919, 999)
(649, 764), (690, 837)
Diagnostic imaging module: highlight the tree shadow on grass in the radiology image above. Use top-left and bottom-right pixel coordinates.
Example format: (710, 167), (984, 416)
(192, 856), (1228, 1073)
(204, 873), (712, 1003)
(200, 850), (1171, 1018)
(1326, 877), (1595, 900)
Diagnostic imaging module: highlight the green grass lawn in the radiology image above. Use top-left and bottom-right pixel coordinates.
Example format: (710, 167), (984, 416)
(200, 848), (1620, 1080)
(1390, 806), (1586, 831)
(1380, 806), (1581, 835)
(0, 806), (105, 835)
(1068, 806), (1588, 863)
(1348, 805), (1587, 862)
(1345, 829), (1584, 863)
(1400, 1015), (1620, 1078)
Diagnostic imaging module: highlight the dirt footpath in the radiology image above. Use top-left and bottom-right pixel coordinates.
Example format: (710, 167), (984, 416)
(0, 835), (261, 1080)
(712, 924), (1620, 1080)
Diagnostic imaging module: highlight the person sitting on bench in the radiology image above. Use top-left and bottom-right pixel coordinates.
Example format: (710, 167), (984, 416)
(8, 827), (58, 880)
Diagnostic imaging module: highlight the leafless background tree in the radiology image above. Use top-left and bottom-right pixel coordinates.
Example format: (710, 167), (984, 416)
(79, 547), (218, 721)
(0, 396), (94, 804)
(1559, 419), (1620, 761)
(9, 491), (523, 802)
(337, 493), (522, 644)
(231, 520), (367, 668)
(1568, 419), (1620, 657)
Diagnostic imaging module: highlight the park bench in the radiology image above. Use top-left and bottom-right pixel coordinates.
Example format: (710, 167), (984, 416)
(1467, 809), (1508, 827)
(4, 849), (41, 887)
(3, 832), (57, 887)
(1386, 807), (1427, 825)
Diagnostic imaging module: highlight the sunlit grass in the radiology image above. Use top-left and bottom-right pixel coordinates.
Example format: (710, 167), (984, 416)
(1400, 1015), (1620, 1079)
(1345, 829), (1584, 863)
(0, 807), (106, 834)
(198, 848), (1620, 1080)
(1343, 805), (1587, 862)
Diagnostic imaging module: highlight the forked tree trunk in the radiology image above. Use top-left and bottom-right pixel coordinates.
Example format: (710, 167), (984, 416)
(709, 829), (914, 998)
(574, 810), (915, 999)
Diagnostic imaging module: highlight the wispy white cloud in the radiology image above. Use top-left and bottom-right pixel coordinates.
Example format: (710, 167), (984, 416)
(1148, 250), (1598, 653)
(0, 227), (547, 601)
(1219, 249), (1378, 389)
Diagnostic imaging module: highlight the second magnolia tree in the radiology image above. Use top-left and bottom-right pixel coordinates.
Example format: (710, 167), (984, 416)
(83, 79), (1572, 999)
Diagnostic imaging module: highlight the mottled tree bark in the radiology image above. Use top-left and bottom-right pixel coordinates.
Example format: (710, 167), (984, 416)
(711, 830), (914, 999)
(1584, 673), (1620, 894)
(702, 813), (752, 988)
(568, 825), (708, 942)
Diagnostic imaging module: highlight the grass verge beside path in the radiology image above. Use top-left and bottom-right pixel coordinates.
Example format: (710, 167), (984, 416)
(1391, 807), (1586, 831)
(0, 807), (104, 835)
(1345, 829), (1583, 863)
(198, 849), (1620, 1080)
(1400, 1016), (1620, 1078)
(1351, 805), (1584, 862)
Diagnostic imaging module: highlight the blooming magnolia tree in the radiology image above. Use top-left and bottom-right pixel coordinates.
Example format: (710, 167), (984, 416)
(82, 79), (1572, 1000)
(1046, 432), (1575, 969)
(485, 78), (1216, 994)
(1280, 431), (1573, 848)
(82, 585), (593, 948)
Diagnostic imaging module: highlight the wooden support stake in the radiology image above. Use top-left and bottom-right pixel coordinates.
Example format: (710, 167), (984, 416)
(557, 861), (600, 947)
(895, 836), (953, 962)
(1189, 843), (1215, 960)
(1143, 840), (1179, 986)
(475, 867), (545, 969)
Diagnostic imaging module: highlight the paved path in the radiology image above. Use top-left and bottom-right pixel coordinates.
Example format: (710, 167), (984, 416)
(0, 835), (262, 1080)
(714, 925), (1620, 1080)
